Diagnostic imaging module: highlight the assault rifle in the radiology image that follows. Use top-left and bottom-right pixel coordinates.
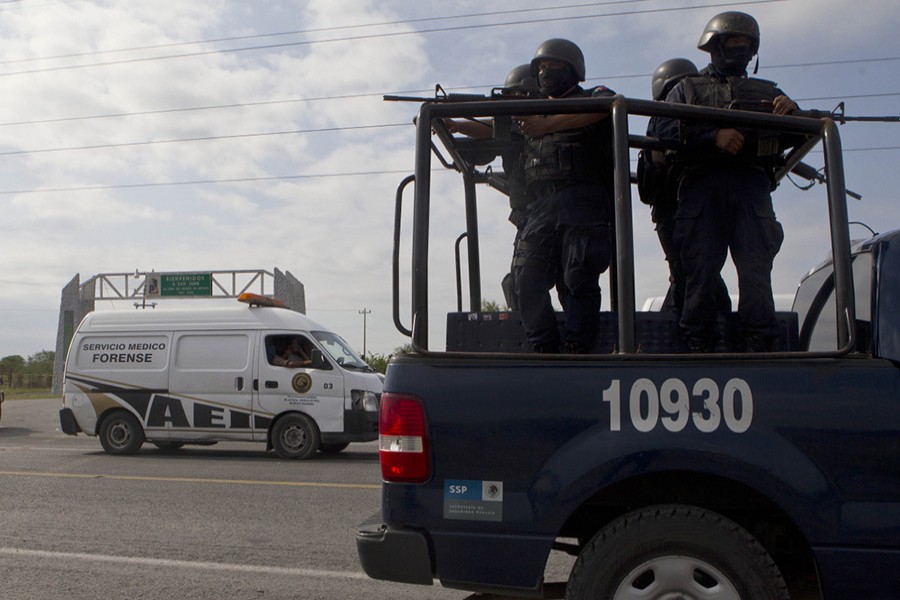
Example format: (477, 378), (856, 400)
(728, 100), (900, 124)
(384, 83), (545, 104)
(789, 161), (862, 200)
(724, 99), (869, 198)
(386, 84), (546, 147)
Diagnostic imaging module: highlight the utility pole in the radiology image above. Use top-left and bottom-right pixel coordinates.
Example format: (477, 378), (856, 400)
(359, 308), (371, 357)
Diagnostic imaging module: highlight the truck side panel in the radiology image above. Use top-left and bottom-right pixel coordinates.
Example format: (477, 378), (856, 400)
(383, 356), (900, 593)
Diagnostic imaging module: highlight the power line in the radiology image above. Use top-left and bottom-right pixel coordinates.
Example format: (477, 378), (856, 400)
(0, 0), (655, 66)
(0, 123), (407, 156)
(0, 168), (424, 195)
(841, 146), (900, 152)
(0, 0), (786, 77)
(0, 146), (896, 197)
(0, 0), (62, 10)
(765, 56), (900, 71)
(3, 95), (899, 157)
(794, 92), (900, 103)
(0, 92), (383, 127)
(2, 82), (896, 130)
(2, 85), (898, 157)
(2, 65), (898, 130)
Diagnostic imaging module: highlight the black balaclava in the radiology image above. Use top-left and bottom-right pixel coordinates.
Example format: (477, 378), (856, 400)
(710, 37), (754, 76)
(538, 63), (578, 97)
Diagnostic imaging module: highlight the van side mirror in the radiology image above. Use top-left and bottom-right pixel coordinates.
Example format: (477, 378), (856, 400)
(311, 349), (324, 368)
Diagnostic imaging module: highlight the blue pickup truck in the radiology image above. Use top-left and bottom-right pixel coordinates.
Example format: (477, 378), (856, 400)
(357, 95), (900, 599)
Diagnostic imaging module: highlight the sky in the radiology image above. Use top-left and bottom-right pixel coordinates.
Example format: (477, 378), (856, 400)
(0, 0), (898, 359)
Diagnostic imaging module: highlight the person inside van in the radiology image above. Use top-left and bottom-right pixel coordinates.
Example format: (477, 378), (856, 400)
(272, 337), (312, 369)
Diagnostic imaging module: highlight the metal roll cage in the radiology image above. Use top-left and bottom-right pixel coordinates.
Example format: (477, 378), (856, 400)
(392, 95), (854, 357)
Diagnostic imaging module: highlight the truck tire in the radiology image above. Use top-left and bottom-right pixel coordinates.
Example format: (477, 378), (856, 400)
(319, 442), (350, 454)
(271, 413), (319, 460)
(566, 504), (789, 600)
(152, 441), (185, 452)
(98, 410), (145, 456)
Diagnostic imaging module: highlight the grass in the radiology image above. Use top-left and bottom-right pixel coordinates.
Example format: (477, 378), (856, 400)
(1, 387), (54, 400)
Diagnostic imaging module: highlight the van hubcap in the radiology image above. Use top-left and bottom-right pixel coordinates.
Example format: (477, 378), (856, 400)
(109, 421), (132, 448)
(283, 425), (308, 450)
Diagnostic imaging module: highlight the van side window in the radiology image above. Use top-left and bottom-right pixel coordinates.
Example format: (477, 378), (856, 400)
(266, 335), (332, 370)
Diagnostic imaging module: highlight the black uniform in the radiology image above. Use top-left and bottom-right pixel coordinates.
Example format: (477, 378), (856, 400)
(513, 85), (614, 353)
(639, 117), (731, 315)
(500, 129), (532, 312)
(657, 65), (788, 350)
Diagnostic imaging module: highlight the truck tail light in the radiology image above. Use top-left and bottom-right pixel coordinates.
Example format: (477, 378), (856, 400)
(379, 393), (430, 483)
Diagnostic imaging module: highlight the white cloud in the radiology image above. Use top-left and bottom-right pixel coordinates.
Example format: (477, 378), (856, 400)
(0, 0), (899, 359)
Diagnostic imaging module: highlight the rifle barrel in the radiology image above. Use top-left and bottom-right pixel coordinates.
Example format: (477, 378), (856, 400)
(841, 115), (900, 122)
(384, 95), (430, 102)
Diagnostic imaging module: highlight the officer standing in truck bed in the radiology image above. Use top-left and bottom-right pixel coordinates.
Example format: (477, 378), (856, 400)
(657, 11), (798, 353)
(513, 38), (615, 354)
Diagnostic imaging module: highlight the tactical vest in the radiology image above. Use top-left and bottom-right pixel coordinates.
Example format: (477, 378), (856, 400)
(682, 74), (778, 110)
(501, 133), (531, 211)
(681, 74), (782, 164)
(636, 148), (681, 208)
(523, 87), (613, 189)
(637, 116), (685, 209)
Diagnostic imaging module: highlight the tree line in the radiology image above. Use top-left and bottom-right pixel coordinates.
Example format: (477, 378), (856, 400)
(1, 350), (55, 388)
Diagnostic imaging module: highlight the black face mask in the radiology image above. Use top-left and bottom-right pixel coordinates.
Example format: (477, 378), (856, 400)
(538, 65), (577, 97)
(711, 43), (753, 76)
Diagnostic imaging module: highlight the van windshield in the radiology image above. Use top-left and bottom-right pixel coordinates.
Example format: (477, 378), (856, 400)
(311, 331), (373, 372)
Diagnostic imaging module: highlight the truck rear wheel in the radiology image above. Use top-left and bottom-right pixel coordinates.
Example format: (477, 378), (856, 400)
(319, 442), (349, 454)
(152, 441), (185, 452)
(566, 504), (788, 600)
(98, 410), (145, 456)
(271, 413), (319, 459)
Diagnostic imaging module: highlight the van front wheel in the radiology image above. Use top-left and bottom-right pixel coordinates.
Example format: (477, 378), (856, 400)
(99, 410), (145, 455)
(271, 414), (319, 459)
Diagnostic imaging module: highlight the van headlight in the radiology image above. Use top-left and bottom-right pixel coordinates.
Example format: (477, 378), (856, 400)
(351, 390), (379, 412)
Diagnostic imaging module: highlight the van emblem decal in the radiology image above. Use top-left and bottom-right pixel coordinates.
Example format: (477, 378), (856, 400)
(292, 373), (312, 394)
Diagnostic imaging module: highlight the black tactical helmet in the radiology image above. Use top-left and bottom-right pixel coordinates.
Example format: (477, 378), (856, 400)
(697, 11), (760, 54)
(530, 38), (586, 81)
(504, 63), (539, 93)
(651, 58), (698, 101)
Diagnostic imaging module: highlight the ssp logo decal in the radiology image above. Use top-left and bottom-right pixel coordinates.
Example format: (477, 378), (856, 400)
(292, 373), (312, 394)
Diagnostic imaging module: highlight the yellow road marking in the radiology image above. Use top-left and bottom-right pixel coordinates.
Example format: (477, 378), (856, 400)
(0, 470), (380, 489)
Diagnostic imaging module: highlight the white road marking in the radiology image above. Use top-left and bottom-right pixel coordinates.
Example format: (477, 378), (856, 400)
(0, 470), (380, 489)
(0, 547), (368, 580)
(0, 446), (87, 452)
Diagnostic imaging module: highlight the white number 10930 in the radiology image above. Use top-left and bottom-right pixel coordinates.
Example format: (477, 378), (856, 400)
(602, 378), (753, 433)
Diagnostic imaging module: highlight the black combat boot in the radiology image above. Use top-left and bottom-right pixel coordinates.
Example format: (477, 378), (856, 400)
(532, 342), (560, 354)
(687, 337), (717, 353)
(743, 333), (775, 353)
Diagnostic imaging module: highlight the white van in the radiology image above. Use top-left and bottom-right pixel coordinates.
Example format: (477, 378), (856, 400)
(59, 294), (381, 459)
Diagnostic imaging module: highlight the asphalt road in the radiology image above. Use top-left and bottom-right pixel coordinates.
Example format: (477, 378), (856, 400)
(0, 398), (503, 600)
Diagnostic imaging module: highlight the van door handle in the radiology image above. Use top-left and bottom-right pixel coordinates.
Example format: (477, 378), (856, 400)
(235, 377), (244, 390)
(253, 379), (259, 391)
(265, 381), (278, 389)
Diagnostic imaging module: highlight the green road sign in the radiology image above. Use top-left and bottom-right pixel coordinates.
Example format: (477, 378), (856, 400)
(155, 273), (212, 297)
